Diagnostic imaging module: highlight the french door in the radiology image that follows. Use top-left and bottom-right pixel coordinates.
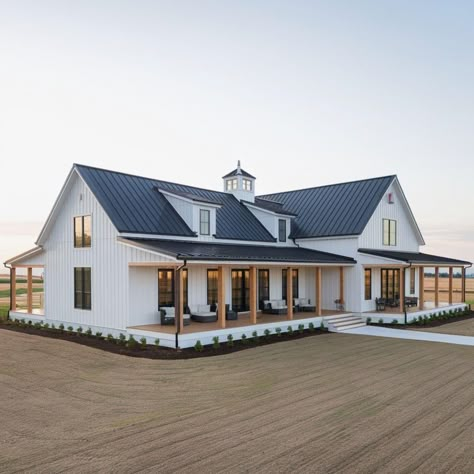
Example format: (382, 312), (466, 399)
(258, 269), (270, 310)
(381, 269), (400, 300)
(232, 269), (250, 312)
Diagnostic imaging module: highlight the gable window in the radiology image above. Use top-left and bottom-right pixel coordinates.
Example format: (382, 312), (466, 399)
(226, 178), (238, 191)
(383, 219), (397, 246)
(74, 267), (91, 310)
(200, 209), (210, 235)
(364, 269), (372, 300)
(410, 268), (416, 294)
(207, 269), (218, 304)
(243, 178), (252, 191)
(282, 269), (298, 301)
(74, 215), (91, 248)
(278, 219), (287, 242)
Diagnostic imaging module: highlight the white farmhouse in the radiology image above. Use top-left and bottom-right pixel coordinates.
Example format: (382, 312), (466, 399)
(5, 162), (471, 348)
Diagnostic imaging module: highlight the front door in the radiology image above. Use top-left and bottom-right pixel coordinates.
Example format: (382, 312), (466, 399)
(232, 269), (249, 312)
(381, 269), (400, 301)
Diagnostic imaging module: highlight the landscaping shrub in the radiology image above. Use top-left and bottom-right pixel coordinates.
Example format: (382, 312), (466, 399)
(252, 330), (259, 342)
(59, 323), (65, 332)
(378, 318), (383, 325)
(275, 327), (282, 336)
(264, 328), (271, 339)
(241, 334), (248, 344)
(366, 317), (372, 324)
(106, 333), (115, 343)
(118, 333), (126, 346)
(391, 319), (398, 325)
(28, 320), (32, 326)
(127, 335), (137, 349)
(320, 321), (325, 331)
(67, 326), (73, 333)
(308, 322), (314, 332)
(34, 322), (42, 329)
(77, 326), (83, 335)
(194, 340), (203, 352)
(287, 326), (294, 336)
(43, 323), (49, 329)
(51, 324), (55, 330)
(154, 338), (160, 347)
(139, 337), (147, 349)
(298, 324), (304, 334)
(227, 334), (234, 347)
(212, 336), (220, 349)
(85, 328), (93, 337)
(95, 332), (103, 338)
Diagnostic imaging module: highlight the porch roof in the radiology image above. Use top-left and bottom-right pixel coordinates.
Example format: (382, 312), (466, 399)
(358, 248), (471, 266)
(125, 238), (356, 265)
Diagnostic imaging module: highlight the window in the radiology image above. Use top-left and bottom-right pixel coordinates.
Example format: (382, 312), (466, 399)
(158, 269), (174, 307)
(74, 215), (91, 248)
(200, 209), (210, 235)
(243, 178), (252, 191)
(383, 219), (397, 246)
(364, 269), (372, 300)
(207, 269), (218, 304)
(158, 269), (188, 309)
(258, 269), (270, 310)
(232, 269), (250, 312)
(226, 178), (238, 191)
(74, 267), (91, 310)
(278, 219), (287, 242)
(410, 267), (416, 294)
(282, 269), (298, 301)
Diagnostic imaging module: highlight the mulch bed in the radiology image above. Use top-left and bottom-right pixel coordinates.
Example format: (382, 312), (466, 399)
(369, 311), (474, 329)
(0, 322), (330, 360)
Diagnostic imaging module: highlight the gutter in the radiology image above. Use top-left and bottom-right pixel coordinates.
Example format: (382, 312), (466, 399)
(175, 259), (187, 350)
(404, 262), (413, 325)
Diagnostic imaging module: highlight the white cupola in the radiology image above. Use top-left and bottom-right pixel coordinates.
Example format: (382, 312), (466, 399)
(222, 161), (256, 203)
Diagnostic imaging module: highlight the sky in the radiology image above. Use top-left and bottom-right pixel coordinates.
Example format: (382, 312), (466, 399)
(0, 0), (473, 271)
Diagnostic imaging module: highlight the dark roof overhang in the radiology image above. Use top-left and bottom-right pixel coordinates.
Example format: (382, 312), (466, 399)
(358, 248), (471, 266)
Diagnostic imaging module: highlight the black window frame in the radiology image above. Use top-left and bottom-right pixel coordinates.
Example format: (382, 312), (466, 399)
(207, 269), (218, 305)
(383, 218), (397, 246)
(74, 215), (92, 248)
(242, 178), (252, 191)
(199, 209), (210, 236)
(364, 268), (372, 300)
(410, 267), (416, 294)
(278, 219), (287, 242)
(282, 269), (298, 301)
(258, 269), (270, 310)
(74, 267), (91, 310)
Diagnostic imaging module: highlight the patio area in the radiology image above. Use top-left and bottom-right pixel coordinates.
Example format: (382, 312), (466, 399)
(129, 308), (346, 335)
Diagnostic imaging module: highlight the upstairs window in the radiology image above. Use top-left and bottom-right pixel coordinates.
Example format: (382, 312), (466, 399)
(383, 219), (397, 246)
(74, 267), (91, 310)
(74, 215), (91, 248)
(200, 209), (210, 235)
(278, 219), (287, 242)
(242, 178), (252, 191)
(226, 178), (238, 191)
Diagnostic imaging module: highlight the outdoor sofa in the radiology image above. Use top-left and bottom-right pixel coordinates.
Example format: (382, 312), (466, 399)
(160, 307), (191, 326)
(293, 297), (315, 312)
(262, 299), (288, 315)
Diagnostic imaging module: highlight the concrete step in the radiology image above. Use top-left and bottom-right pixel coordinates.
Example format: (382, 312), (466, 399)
(331, 317), (365, 327)
(323, 314), (354, 323)
(324, 313), (366, 332)
(334, 322), (366, 331)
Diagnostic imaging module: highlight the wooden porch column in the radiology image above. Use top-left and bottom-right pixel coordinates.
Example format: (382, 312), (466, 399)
(448, 267), (453, 305)
(27, 267), (33, 313)
(249, 266), (257, 324)
(174, 268), (184, 333)
(434, 267), (440, 307)
(217, 265), (226, 329)
(419, 266), (424, 310)
(462, 267), (466, 303)
(11, 267), (17, 312)
(315, 267), (322, 317)
(399, 267), (405, 313)
(339, 266), (345, 305)
(286, 267), (293, 320)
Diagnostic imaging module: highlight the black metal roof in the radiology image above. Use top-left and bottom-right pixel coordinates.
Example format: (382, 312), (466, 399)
(260, 175), (396, 239)
(125, 238), (356, 264)
(243, 198), (297, 216)
(156, 187), (219, 206)
(222, 168), (256, 179)
(76, 164), (275, 242)
(358, 249), (471, 266)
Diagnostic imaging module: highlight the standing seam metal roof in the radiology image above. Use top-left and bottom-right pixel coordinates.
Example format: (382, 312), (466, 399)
(76, 164), (275, 241)
(259, 175), (396, 239)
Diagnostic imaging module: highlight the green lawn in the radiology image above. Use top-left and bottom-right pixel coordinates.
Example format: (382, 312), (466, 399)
(0, 278), (43, 284)
(0, 287), (43, 298)
(0, 305), (9, 319)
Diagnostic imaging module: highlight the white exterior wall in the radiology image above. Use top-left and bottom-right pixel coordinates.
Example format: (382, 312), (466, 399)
(163, 194), (193, 229)
(359, 180), (421, 252)
(246, 207), (292, 244)
(41, 171), (174, 331)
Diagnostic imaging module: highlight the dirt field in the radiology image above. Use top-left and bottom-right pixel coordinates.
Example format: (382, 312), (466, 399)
(1, 331), (474, 473)
(410, 318), (474, 337)
(424, 276), (474, 303)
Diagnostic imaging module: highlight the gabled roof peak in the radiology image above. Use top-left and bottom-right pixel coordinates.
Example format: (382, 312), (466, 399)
(222, 161), (256, 179)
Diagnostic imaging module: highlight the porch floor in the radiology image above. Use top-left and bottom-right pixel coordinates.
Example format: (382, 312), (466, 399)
(10, 308), (45, 316)
(129, 309), (344, 335)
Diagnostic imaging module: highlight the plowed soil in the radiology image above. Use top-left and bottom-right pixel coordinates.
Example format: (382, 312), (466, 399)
(1, 330), (474, 473)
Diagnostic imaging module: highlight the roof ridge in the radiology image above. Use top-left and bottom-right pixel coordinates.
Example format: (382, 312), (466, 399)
(74, 163), (229, 196)
(258, 174), (397, 197)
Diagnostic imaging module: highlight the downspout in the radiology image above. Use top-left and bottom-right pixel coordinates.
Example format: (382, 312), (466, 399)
(175, 259), (187, 350)
(404, 263), (412, 325)
(4, 263), (12, 321)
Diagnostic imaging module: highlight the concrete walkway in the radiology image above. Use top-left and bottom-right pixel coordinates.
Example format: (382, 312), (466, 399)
(343, 325), (474, 347)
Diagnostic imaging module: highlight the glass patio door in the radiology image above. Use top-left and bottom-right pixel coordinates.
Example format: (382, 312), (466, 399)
(232, 269), (250, 312)
(258, 269), (270, 310)
(381, 269), (400, 300)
